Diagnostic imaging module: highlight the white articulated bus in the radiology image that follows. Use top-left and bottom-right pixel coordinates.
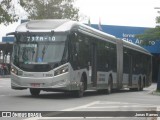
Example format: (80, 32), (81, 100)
(7, 19), (152, 97)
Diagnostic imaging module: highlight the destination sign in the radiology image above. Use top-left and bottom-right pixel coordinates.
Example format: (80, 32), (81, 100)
(26, 36), (55, 42)
(18, 34), (66, 42)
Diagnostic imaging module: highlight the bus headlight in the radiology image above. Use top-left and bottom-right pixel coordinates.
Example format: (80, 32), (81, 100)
(11, 66), (23, 76)
(54, 65), (69, 76)
(11, 66), (18, 75)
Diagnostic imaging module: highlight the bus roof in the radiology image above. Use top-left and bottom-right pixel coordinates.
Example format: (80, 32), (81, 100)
(15, 19), (151, 56)
(16, 19), (115, 38)
(122, 39), (151, 55)
(16, 19), (71, 32)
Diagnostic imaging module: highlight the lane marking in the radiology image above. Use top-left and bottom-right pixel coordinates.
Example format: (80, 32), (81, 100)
(24, 101), (100, 120)
(63, 101), (100, 111)
(98, 101), (158, 106)
(23, 101), (160, 120)
(87, 105), (158, 109)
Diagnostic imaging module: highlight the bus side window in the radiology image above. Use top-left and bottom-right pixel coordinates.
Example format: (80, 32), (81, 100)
(75, 42), (79, 54)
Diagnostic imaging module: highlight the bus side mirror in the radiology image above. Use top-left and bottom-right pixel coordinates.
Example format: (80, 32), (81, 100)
(70, 32), (78, 40)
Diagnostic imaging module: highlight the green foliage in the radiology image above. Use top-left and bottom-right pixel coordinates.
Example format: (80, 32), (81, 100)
(0, 0), (79, 25)
(136, 16), (160, 45)
(136, 26), (160, 44)
(0, 0), (18, 25)
(21, 0), (79, 21)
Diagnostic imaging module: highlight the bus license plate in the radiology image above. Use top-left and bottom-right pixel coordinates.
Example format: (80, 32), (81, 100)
(31, 83), (40, 87)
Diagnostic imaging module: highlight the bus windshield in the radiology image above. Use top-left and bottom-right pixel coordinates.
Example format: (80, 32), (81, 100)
(17, 42), (65, 63)
(13, 33), (68, 72)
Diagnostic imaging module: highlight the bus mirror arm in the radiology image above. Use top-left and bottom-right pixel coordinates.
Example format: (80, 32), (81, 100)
(6, 32), (16, 36)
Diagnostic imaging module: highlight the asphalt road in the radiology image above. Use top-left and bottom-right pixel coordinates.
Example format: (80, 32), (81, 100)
(0, 78), (160, 120)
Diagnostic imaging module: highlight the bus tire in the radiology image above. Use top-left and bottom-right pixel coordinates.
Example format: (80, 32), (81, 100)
(75, 76), (85, 98)
(30, 88), (40, 96)
(107, 76), (112, 94)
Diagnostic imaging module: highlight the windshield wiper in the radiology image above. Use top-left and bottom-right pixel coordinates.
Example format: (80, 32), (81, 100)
(32, 49), (35, 61)
(41, 44), (49, 61)
(42, 46), (46, 61)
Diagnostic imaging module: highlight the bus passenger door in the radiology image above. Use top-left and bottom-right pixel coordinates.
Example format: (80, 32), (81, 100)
(89, 43), (97, 87)
(128, 55), (133, 86)
(123, 48), (133, 87)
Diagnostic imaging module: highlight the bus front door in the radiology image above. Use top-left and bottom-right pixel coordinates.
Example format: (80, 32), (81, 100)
(90, 43), (97, 87)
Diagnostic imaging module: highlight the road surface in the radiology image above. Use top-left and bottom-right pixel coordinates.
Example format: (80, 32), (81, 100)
(0, 78), (159, 120)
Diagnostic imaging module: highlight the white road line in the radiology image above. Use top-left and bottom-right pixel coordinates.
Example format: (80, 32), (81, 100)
(87, 105), (158, 109)
(62, 101), (100, 111)
(23, 101), (160, 120)
(24, 101), (100, 120)
(98, 101), (157, 106)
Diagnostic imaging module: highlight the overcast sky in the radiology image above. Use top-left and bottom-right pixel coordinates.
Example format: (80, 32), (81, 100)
(0, 0), (160, 41)
(75, 0), (160, 27)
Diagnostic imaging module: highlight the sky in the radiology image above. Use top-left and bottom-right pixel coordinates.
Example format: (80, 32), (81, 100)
(75, 0), (160, 27)
(0, 0), (160, 42)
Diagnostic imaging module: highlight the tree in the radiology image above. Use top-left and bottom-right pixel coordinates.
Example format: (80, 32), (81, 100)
(0, 0), (19, 25)
(136, 10), (160, 91)
(21, 0), (79, 21)
(136, 26), (160, 45)
(0, 0), (79, 25)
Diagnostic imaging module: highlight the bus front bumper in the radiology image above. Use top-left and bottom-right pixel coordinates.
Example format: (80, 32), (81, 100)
(11, 72), (79, 91)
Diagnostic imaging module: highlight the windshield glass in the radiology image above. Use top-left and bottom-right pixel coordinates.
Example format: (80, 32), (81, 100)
(13, 33), (68, 72)
(18, 42), (65, 63)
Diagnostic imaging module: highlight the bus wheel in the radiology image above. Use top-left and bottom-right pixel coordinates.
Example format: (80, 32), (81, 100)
(75, 77), (84, 98)
(107, 77), (112, 94)
(30, 88), (40, 96)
